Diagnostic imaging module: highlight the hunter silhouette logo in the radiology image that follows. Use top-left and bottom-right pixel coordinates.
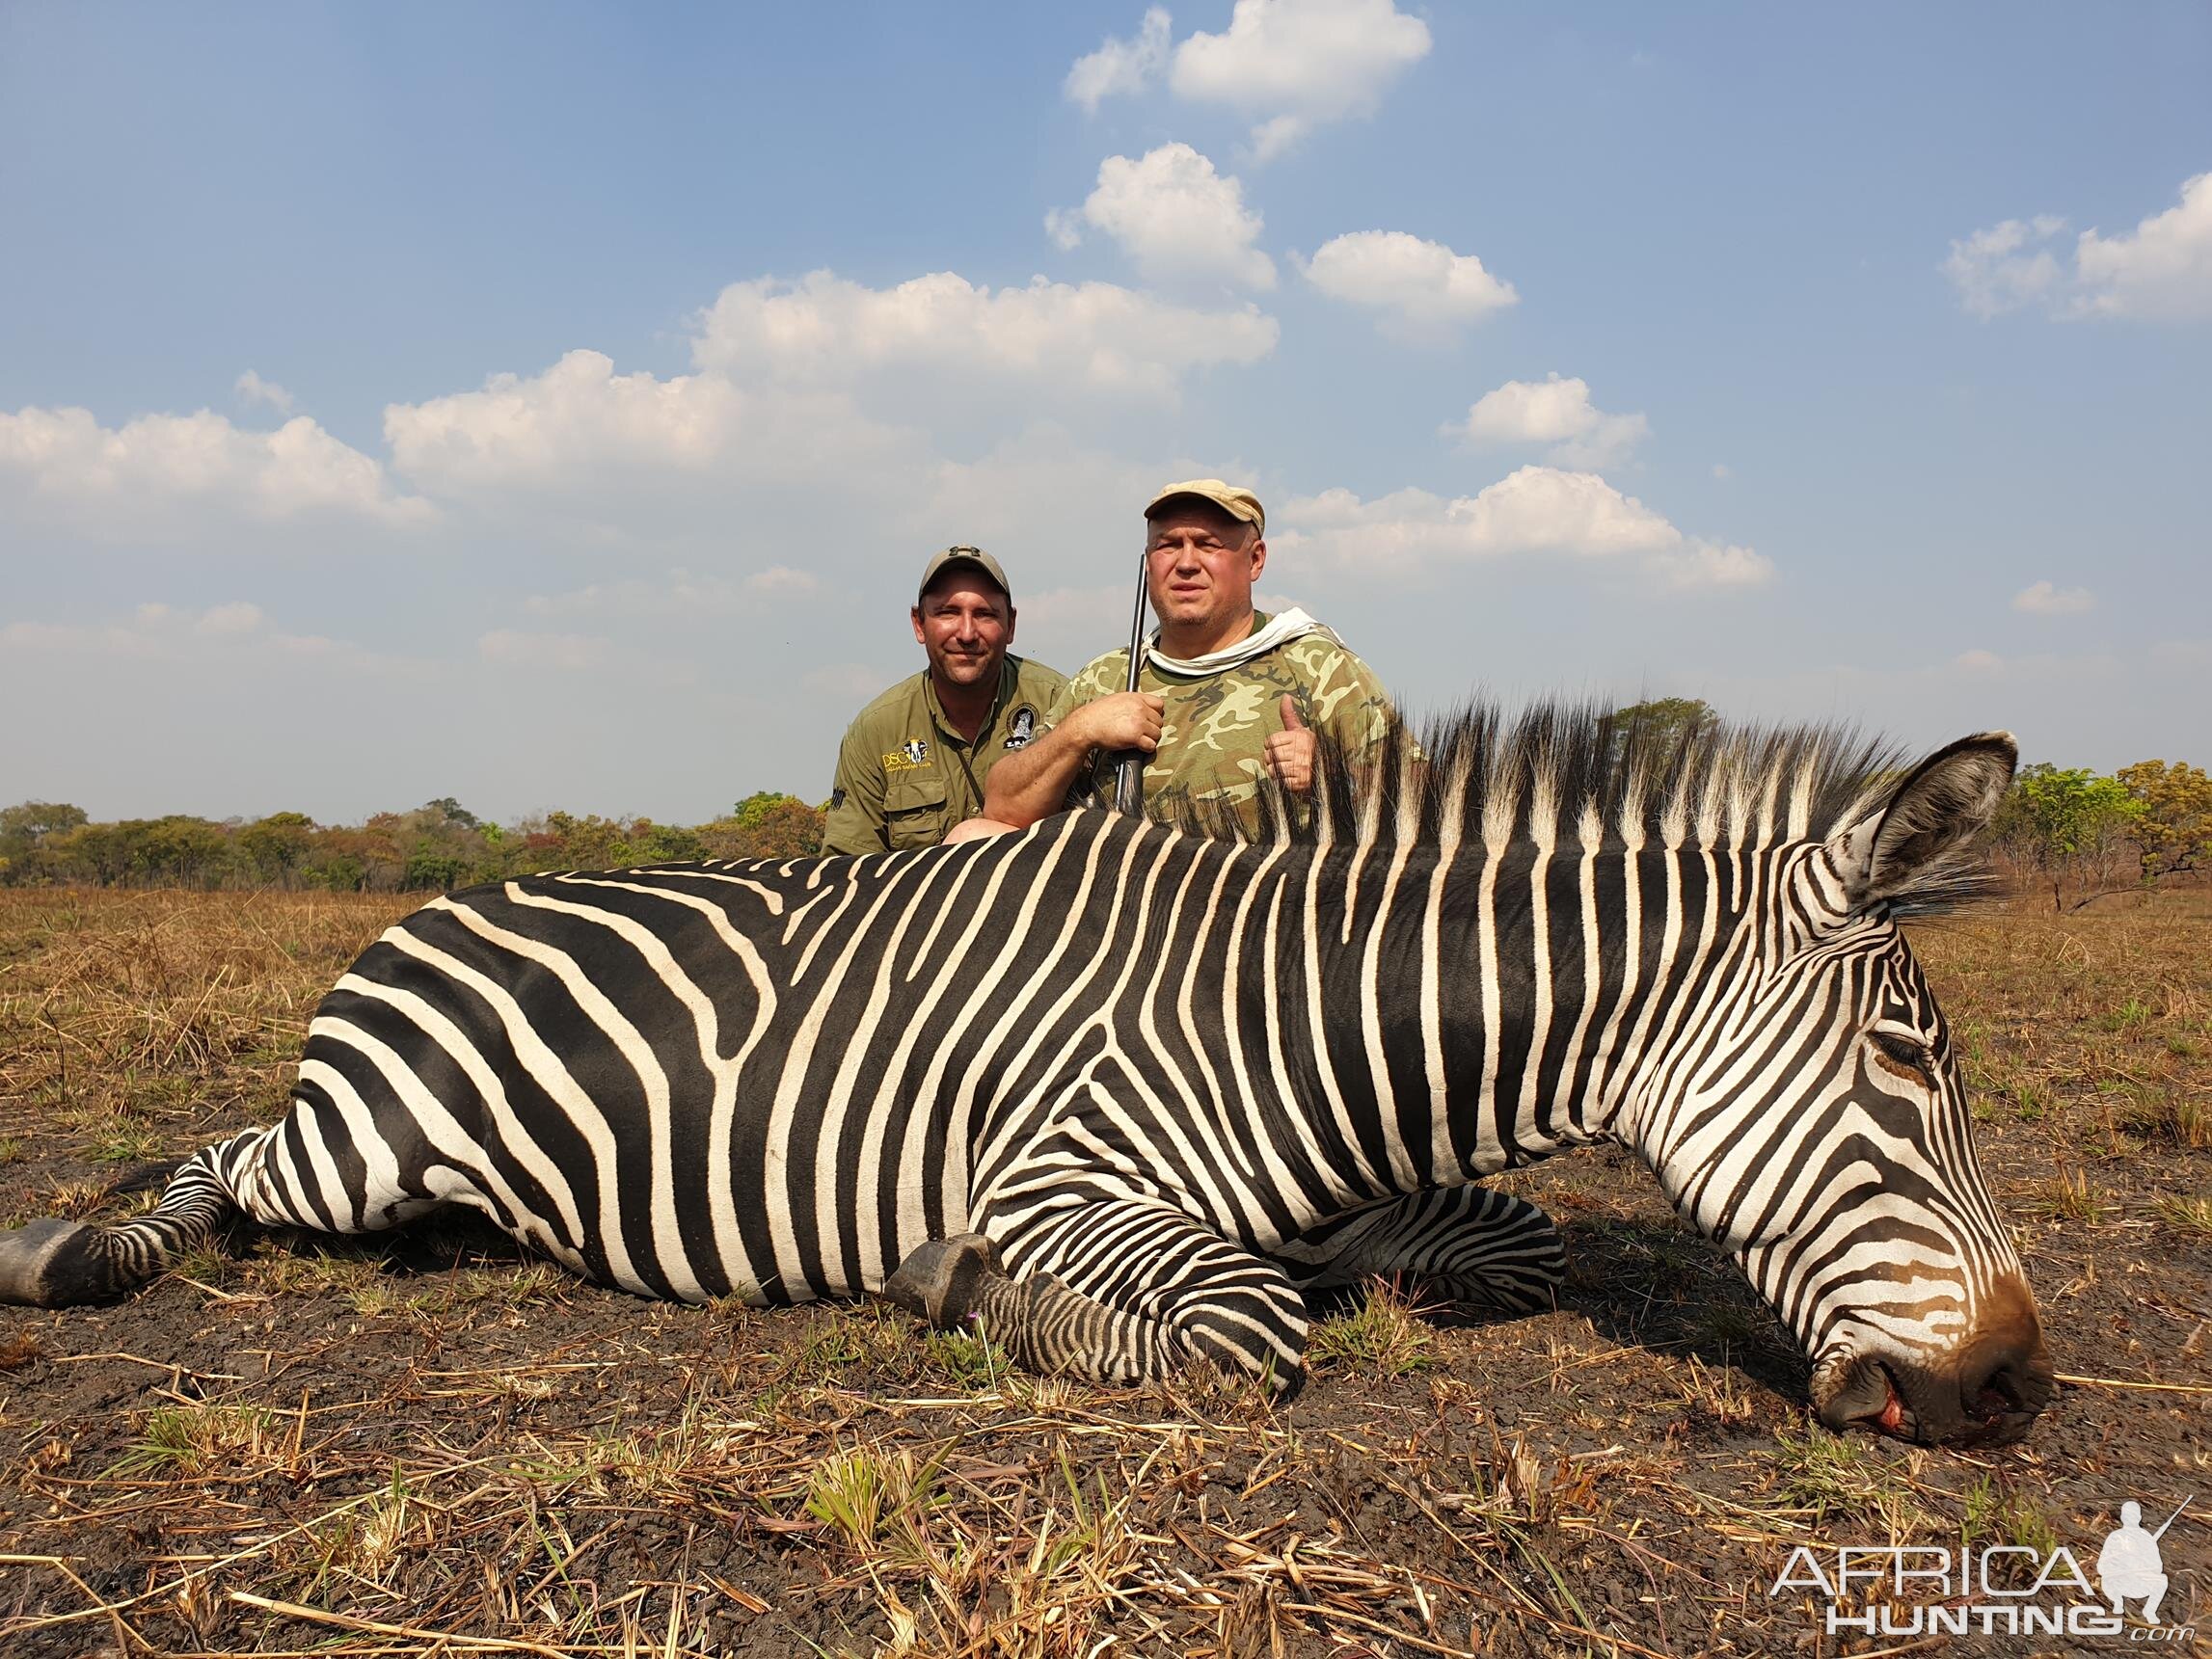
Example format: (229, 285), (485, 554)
(2099, 1497), (2187, 1624)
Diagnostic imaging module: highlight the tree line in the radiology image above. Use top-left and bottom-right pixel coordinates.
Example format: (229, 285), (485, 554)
(4, 702), (2204, 904)
(1990, 759), (2211, 910)
(0, 793), (824, 893)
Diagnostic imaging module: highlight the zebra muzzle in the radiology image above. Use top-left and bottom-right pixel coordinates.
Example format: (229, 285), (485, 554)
(1815, 1342), (2053, 1447)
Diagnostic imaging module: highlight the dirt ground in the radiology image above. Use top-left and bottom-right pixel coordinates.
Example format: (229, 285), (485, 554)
(0, 886), (2205, 1658)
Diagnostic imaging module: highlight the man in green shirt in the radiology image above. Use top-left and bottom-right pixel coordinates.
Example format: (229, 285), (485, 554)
(982, 480), (1404, 836)
(820, 547), (1067, 856)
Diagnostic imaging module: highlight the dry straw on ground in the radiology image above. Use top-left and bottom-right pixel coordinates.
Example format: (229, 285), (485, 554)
(1, 886), (2206, 1655)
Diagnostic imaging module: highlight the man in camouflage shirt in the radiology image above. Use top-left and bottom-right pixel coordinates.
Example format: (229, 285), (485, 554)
(981, 480), (1403, 836)
(821, 547), (1066, 855)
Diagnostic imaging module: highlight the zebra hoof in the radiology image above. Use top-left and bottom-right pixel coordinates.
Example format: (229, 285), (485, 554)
(0, 1218), (97, 1308)
(881, 1233), (1002, 1328)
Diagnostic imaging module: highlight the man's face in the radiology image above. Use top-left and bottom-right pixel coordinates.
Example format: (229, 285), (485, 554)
(1146, 503), (1265, 635)
(911, 574), (1012, 690)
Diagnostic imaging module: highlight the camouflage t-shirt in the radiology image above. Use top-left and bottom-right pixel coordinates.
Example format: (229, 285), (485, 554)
(1039, 613), (1402, 831)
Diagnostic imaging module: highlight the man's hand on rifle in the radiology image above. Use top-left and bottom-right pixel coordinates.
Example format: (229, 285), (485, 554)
(1076, 692), (1165, 757)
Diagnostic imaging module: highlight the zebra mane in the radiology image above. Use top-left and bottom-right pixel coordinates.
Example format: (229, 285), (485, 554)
(1175, 700), (1994, 916)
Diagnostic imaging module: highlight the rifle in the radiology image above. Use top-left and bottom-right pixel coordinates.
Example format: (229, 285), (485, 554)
(1112, 545), (1148, 816)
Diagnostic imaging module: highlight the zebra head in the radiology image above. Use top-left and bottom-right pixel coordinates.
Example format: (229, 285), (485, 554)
(1634, 733), (2053, 1446)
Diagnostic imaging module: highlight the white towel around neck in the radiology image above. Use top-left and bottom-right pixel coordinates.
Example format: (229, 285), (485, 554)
(1143, 606), (1330, 679)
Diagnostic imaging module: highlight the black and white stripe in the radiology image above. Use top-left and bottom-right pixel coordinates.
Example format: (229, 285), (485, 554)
(0, 706), (2050, 1438)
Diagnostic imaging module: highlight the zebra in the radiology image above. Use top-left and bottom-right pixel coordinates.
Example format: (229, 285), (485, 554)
(0, 705), (2053, 1445)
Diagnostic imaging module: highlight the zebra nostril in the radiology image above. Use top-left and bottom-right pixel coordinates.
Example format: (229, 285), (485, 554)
(1959, 1338), (2056, 1428)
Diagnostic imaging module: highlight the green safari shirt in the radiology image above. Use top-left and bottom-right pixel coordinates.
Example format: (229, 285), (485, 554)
(1039, 613), (1405, 833)
(820, 655), (1068, 855)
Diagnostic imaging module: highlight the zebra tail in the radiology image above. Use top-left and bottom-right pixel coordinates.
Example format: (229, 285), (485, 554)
(0, 1127), (265, 1308)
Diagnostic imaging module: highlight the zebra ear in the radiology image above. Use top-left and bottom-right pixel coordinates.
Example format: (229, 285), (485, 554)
(1829, 732), (2017, 911)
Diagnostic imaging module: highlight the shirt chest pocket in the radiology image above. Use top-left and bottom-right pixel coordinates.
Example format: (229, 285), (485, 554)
(883, 771), (950, 850)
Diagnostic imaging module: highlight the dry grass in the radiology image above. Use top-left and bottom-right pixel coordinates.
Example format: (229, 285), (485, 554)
(1, 885), (2207, 1655)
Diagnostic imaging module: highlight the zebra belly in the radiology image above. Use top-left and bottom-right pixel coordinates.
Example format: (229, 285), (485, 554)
(289, 872), (983, 1310)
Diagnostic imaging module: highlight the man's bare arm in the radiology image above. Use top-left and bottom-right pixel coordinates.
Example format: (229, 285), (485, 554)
(984, 693), (1163, 828)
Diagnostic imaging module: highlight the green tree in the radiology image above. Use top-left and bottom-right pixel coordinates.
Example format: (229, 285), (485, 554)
(1603, 697), (1718, 766)
(731, 791), (804, 827)
(1994, 763), (2144, 910)
(238, 812), (317, 882)
(0, 801), (90, 882)
(2116, 760), (2212, 882)
(701, 797), (825, 859)
(421, 796), (481, 830)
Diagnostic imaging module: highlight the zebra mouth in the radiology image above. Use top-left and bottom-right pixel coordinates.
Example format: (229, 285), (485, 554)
(1817, 1352), (2040, 1446)
(1867, 1363), (1919, 1441)
(1816, 1351), (1908, 1437)
(1821, 1358), (1944, 1442)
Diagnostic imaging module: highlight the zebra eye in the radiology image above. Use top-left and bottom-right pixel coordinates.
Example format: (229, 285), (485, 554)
(1869, 1030), (1935, 1084)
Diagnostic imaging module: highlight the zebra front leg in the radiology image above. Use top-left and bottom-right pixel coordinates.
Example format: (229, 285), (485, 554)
(0, 1129), (270, 1307)
(1274, 1186), (1567, 1315)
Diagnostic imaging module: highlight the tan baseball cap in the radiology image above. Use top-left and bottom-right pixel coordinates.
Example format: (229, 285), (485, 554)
(1144, 478), (1265, 538)
(917, 545), (1012, 605)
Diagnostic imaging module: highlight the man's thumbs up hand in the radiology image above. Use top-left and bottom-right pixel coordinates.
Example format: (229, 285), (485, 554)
(1264, 693), (1317, 792)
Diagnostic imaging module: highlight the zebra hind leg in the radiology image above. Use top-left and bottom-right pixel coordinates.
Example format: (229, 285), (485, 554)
(881, 1232), (1184, 1387)
(0, 1131), (262, 1308)
(889, 1196), (1313, 1397)
(1278, 1186), (1568, 1316)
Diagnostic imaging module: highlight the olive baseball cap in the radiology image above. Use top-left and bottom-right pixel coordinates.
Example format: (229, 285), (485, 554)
(1144, 478), (1265, 538)
(917, 545), (1012, 605)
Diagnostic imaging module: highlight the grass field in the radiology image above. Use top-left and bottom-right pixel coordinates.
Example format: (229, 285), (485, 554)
(0, 885), (2206, 1657)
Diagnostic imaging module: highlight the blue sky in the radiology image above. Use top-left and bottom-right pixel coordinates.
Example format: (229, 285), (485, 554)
(3, 2), (2206, 823)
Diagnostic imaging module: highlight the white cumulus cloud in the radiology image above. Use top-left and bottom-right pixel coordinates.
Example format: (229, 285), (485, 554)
(1300, 230), (1517, 336)
(1944, 173), (2212, 322)
(1279, 466), (1772, 590)
(1051, 145), (1276, 291)
(1065, 7), (1172, 111)
(1447, 374), (1650, 468)
(385, 350), (747, 493)
(234, 370), (295, 415)
(2074, 171), (2212, 321)
(1171, 0), (1431, 160)
(370, 268), (1281, 540)
(0, 404), (432, 536)
(2013, 579), (2094, 615)
(691, 269), (1279, 400)
(1941, 215), (2068, 320)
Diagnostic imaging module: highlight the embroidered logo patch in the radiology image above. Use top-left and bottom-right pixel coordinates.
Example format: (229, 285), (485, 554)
(882, 739), (931, 772)
(1004, 706), (1037, 750)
